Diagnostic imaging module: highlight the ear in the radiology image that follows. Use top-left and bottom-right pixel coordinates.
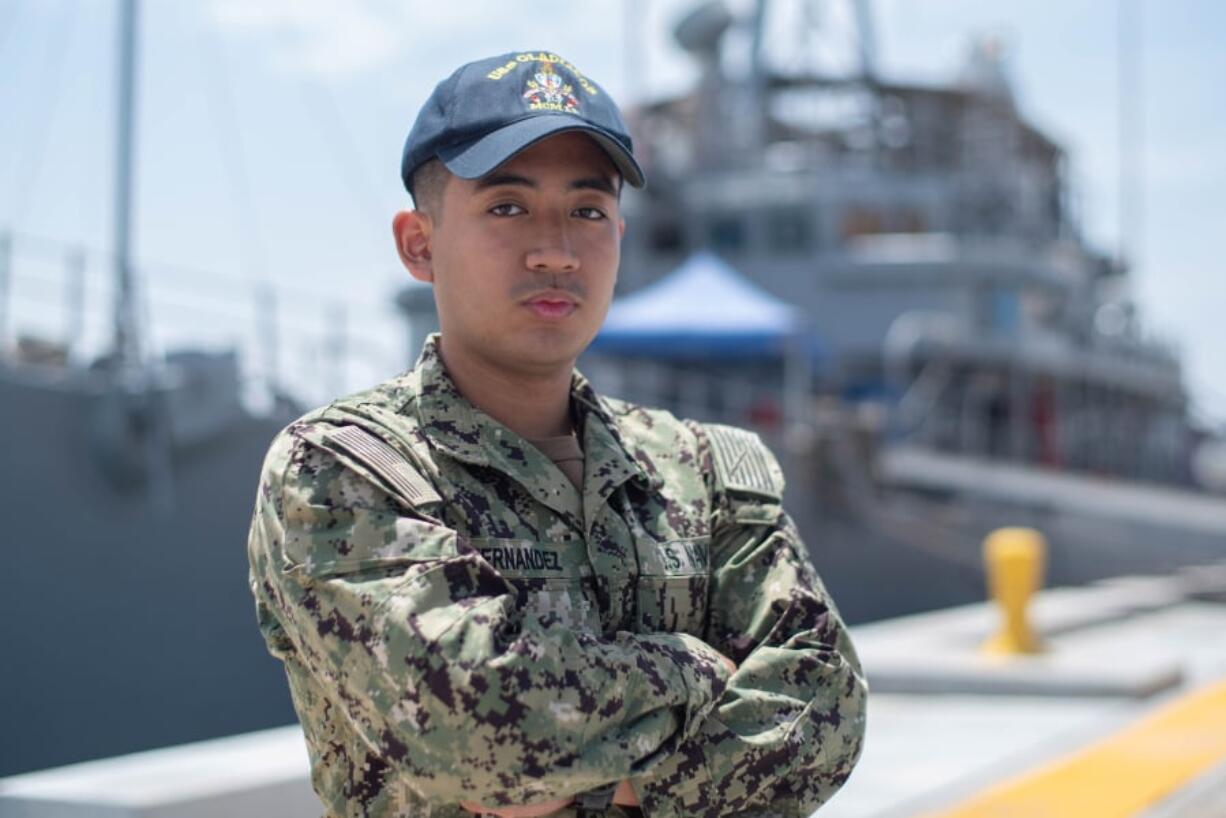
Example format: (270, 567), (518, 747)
(618, 217), (626, 240)
(392, 210), (435, 283)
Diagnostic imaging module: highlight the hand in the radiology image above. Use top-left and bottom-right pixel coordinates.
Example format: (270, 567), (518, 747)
(613, 779), (640, 807)
(459, 796), (573, 817)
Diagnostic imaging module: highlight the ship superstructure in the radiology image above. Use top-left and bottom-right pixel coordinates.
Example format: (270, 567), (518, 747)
(615, 0), (1198, 488)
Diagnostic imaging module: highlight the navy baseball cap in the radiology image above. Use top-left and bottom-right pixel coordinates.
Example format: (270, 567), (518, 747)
(401, 51), (645, 196)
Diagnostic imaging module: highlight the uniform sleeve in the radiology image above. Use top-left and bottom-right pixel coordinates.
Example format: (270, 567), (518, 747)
(247, 427), (733, 809)
(634, 427), (868, 818)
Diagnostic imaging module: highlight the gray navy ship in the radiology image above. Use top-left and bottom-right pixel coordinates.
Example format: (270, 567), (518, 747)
(0, 0), (300, 777)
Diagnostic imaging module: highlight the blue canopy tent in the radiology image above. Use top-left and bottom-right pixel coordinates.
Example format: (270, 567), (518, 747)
(588, 253), (819, 460)
(590, 251), (821, 361)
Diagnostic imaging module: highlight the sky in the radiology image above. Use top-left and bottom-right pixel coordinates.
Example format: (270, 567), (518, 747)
(0, 0), (1223, 420)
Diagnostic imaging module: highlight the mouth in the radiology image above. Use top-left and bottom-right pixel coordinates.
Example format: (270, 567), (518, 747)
(522, 292), (579, 320)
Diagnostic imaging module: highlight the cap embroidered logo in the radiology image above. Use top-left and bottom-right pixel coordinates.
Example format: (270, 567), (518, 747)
(522, 63), (580, 113)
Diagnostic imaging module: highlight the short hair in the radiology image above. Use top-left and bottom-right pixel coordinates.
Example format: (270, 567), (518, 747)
(409, 158), (450, 215)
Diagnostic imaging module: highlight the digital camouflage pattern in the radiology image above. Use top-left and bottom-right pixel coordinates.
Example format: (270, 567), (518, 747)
(248, 335), (867, 817)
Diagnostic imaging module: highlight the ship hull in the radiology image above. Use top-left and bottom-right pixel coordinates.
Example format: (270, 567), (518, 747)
(0, 365), (298, 777)
(792, 446), (1226, 625)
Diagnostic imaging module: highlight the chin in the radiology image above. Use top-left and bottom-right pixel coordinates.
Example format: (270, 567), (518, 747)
(514, 326), (590, 369)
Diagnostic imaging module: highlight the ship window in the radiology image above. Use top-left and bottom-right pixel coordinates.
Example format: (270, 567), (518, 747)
(894, 207), (927, 233)
(766, 207), (812, 254)
(649, 220), (684, 253)
(982, 286), (1021, 334)
(708, 214), (746, 253)
(841, 205), (884, 239)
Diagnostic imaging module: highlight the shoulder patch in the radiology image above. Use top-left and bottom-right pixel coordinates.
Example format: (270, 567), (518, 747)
(704, 423), (785, 499)
(320, 425), (442, 507)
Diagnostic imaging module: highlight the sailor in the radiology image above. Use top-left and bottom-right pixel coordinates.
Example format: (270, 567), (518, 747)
(247, 50), (866, 818)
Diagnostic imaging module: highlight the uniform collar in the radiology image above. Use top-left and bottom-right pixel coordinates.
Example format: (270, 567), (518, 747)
(408, 334), (657, 526)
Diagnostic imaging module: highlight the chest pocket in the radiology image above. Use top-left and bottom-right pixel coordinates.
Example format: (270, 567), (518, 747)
(634, 536), (711, 637)
(470, 537), (601, 633)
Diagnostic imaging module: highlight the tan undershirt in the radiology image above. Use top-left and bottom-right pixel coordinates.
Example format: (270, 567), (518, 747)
(528, 434), (584, 490)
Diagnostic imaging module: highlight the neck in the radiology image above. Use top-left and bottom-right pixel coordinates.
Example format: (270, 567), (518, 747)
(436, 339), (575, 440)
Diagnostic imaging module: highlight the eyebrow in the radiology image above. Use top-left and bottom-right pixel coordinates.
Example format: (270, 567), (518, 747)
(475, 172), (535, 190)
(572, 176), (619, 196)
(475, 172), (619, 196)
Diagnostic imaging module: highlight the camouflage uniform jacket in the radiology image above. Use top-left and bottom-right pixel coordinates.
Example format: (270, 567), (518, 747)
(248, 336), (867, 818)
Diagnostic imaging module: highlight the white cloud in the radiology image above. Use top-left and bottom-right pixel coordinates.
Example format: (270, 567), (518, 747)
(205, 0), (404, 76)
(201, 0), (701, 103)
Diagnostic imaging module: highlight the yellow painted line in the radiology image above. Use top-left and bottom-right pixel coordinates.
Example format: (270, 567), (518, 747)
(921, 679), (1226, 818)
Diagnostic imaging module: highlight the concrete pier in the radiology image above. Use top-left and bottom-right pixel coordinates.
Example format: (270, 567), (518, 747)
(3, 565), (1225, 818)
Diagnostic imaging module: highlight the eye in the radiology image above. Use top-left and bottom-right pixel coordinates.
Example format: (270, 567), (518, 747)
(489, 202), (526, 217)
(573, 206), (607, 221)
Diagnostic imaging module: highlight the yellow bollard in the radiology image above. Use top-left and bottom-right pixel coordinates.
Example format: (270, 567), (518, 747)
(980, 527), (1046, 656)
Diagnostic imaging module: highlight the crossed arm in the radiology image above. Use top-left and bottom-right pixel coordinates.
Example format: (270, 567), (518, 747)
(458, 653), (740, 818)
(455, 505), (868, 818)
(249, 436), (866, 817)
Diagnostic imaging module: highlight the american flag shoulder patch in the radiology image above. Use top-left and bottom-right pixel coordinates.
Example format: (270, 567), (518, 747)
(321, 425), (442, 507)
(704, 423), (784, 499)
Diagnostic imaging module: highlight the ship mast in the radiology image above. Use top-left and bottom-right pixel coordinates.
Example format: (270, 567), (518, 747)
(852, 0), (877, 83)
(111, 0), (141, 369)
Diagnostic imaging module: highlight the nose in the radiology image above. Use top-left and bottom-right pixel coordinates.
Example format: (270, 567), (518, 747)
(524, 214), (580, 273)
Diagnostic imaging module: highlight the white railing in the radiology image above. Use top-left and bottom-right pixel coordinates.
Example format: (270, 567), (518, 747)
(0, 228), (410, 411)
